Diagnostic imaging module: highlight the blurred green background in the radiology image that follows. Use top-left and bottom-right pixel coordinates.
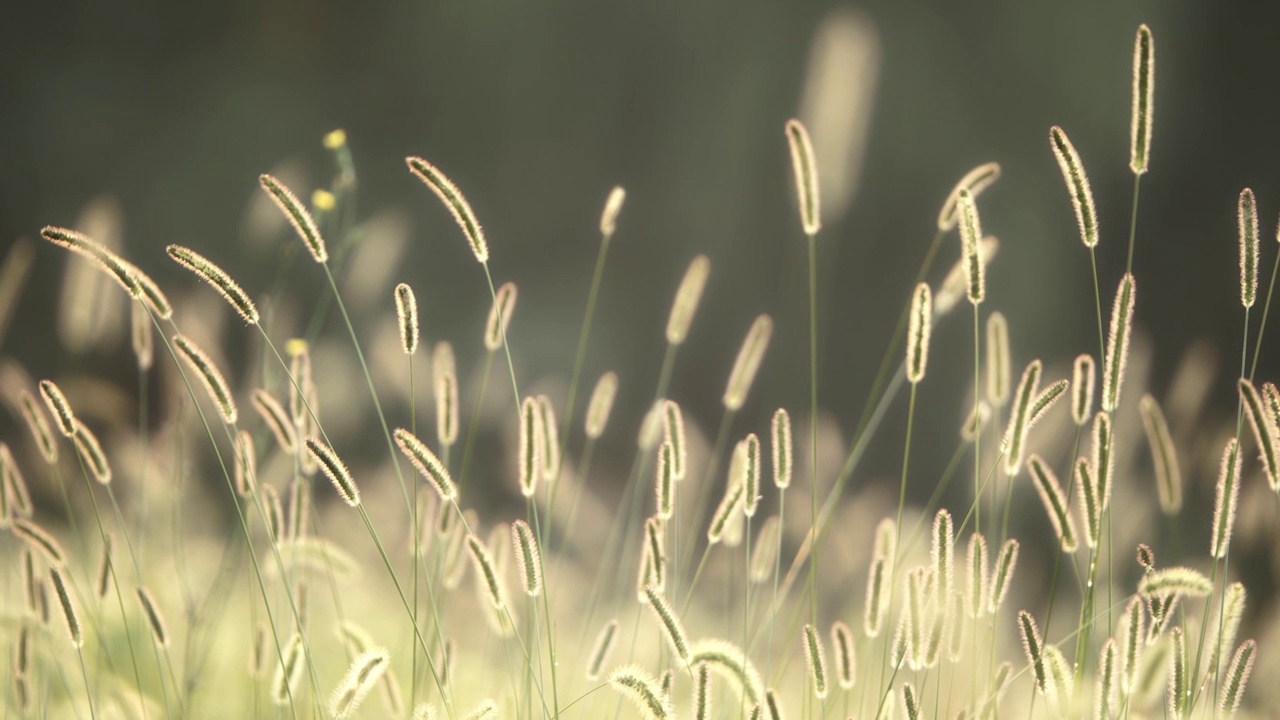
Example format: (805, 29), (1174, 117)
(2, 1), (1277, 547)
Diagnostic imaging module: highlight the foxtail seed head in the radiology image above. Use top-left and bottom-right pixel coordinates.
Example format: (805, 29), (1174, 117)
(1239, 188), (1259, 309)
(937, 162), (1001, 231)
(173, 334), (238, 424)
(986, 312), (1010, 405)
(609, 665), (671, 720)
(988, 539), (1019, 614)
(305, 437), (360, 507)
(656, 441), (675, 519)
(432, 342), (458, 447)
(661, 400), (686, 481)
(136, 586), (169, 647)
(643, 586), (689, 661)
(1028, 454), (1077, 553)
(905, 283), (932, 384)
(666, 255), (711, 345)
(1002, 359), (1042, 474)
(260, 174), (328, 263)
(785, 119), (821, 235)
(394, 283), (419, 354)
(252, 389), (298, 453)
(330, 648), (390, 720)
(166, 245), (260, 324)
(803, 623), (829, 699)
(18, 391), (58, 463)
(510, 520), (542, 597)
(71, 420), (111, 485)
(393, 428), (458, 501)
(600, 186), (626, 238)
(1071, 354), (1095, 424)
(741, 433), (761, 517)
(723, 315), (773, 411)
(1211, 437), (1241, 559)
(771, 407), (793, 489)
(406, 157), (489, 263)
(1049, 126), (1100, 248)
(586, 619), (619, 681)
(1131, 25), (1155, 174)
(1220, 639), (1256, 716)
(1102, 273), (1136, 412)
(40, 226), (141, 298)
(519, 396), (541, 497)
(956, 188), (985, 304)
(38, 380), (76, 437)
(831, 621), (856, 690)
(48, 566), (81, 647)
(536, 395), (559, 481)
(1139, 395), (1182, 513)
(485, 281), (517, 352)
(1240, 378), (1280, 488)
(585, 371), (619, 439)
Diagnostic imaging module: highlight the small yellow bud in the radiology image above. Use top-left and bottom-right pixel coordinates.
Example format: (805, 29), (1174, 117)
(323, 129), (347, 150)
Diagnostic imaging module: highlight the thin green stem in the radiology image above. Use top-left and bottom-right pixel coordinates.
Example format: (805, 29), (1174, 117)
(806, 232), (820, 627)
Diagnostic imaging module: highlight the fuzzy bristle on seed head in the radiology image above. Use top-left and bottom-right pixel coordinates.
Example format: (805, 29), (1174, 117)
(937, 162), (1001, 231)
(666, 254), (711, 345)
(931, 509), (955, 598)
(1211, 437), (1241, 559)
(467, 535), (507, 610)
(1071, 354), (1095, 424)
(905, 283), (932, 384)
(966, 532), (988, 618)
(1139, 566), (1213, 599)
(1239, 378), (1280, 489)
(393, 428), (458, 501)
(405, 156), (489, 263)
(956, 188), (985, 304)
(394, 283), (419, 354)
(1131, 25), (1155, 174)
(656, 441), (675, 519)
(1239, 188), (1259, 309)
(643, 586), (690, 661)
(724, 314), (773, 411)
(259, 174), (327, 263)
(305, 437), (360, 507)
(1102, 273), (1136, 412)
(173, 334), (238, 424)
(166, 245), (260, 324)
(485, 281), (517, 352)
(785, 119), (821, 236)
(1049, 126), (1100, 248)
(1017, 610), (1047, 695)
(600, 186), (626, 238)
(510, 520), (543, 597)
(585, 371), (619, 439)
(985, 312), (1010, 405)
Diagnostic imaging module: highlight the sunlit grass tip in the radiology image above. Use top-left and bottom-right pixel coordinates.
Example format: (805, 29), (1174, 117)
(1131, 24), (1155, 174)
(304, 436), (361, 507)
(260, 174), (328, 263)
(666, 254), (711, 345)
(723, 314), (773, 411)
(785, 118), (821, 235)
(1049, 125), (1100, 248)
(166, 244), (260, 324)
(405, 156), (489, 263)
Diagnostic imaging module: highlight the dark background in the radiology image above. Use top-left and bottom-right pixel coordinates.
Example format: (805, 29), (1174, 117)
(2, 2), (1277, 531)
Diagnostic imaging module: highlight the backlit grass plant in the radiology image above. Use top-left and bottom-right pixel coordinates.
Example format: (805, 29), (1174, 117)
(2, 18), (1279, 720)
